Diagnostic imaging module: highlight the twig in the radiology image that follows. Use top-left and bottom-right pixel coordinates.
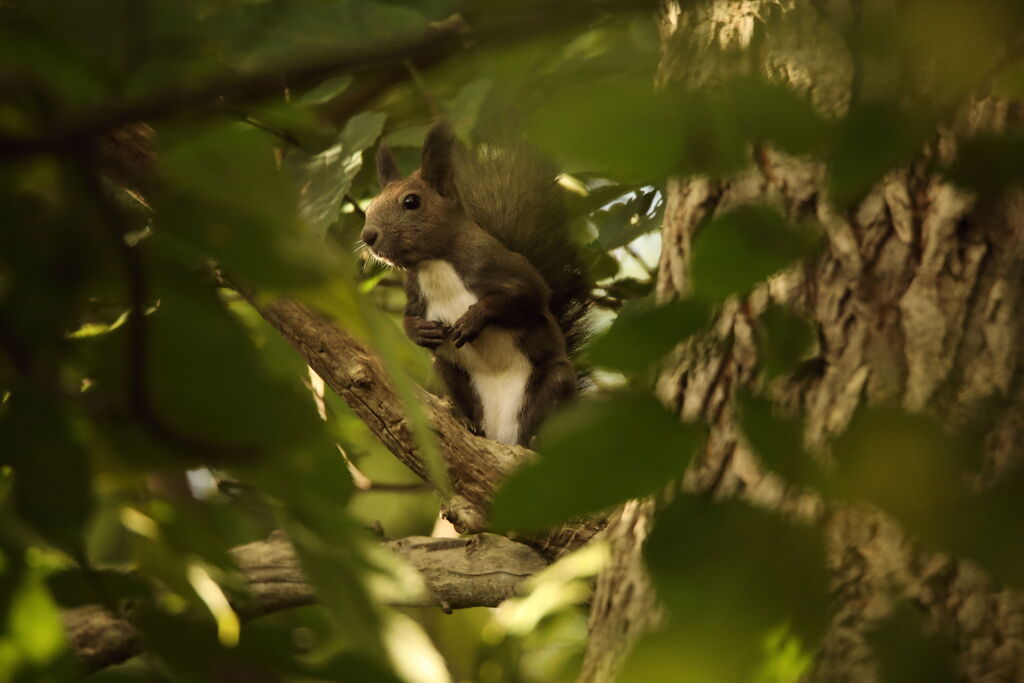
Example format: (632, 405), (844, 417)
(237, 112), (302, 147)
(623, 244), (657, 280)
(344, 194), (366, 219)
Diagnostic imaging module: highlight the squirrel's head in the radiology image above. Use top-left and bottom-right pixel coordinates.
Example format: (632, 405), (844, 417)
(362, 122), (465, 268)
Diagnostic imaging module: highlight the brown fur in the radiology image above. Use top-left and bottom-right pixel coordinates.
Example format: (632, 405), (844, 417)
(362, 122), (581, 445)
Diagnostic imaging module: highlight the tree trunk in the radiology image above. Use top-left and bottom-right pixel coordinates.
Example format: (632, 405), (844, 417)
(580, 1), (1024, 680)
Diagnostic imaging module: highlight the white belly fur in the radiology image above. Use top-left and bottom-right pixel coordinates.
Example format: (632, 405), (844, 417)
(417, 260), (531, 445)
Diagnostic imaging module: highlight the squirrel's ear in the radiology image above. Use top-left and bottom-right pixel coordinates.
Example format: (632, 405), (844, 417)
(376, 144), (401, 188)
(420, 121), (455, 196)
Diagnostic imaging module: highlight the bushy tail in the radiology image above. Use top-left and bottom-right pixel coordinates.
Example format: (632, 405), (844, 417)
(453, 144), (592, 363)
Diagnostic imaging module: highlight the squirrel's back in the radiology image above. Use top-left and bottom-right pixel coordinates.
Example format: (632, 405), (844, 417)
(453, 144), (591, 360)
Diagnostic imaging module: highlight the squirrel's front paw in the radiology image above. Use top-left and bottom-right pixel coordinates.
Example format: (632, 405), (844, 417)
(451, 310), (485, 348)
(410, 319), (449, 349)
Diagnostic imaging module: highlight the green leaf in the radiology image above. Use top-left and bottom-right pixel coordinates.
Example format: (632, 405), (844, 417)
(341, 111), (389, 153)
(47, 569), (151, 608)
(628, 496), (827, 681)
(758, 304), (816, 379)
(582, 241), (621, 281)
(155, 125), (331, 288)
(8, 565), (66, 667)
(223, 1), (427, 69)
(721, 76), (831, 156)
(673, 89), (749, 178)
(867, 606), (956, 683)
(242, 101), (335, 151)
(587, 299), (711, 372)
(829, 408), (970, 524)
(1, 396), (91, 554)
(446, 79), (493, 136)
(691, 205), (820, 301)
(300, 75), (353, 105)
(143, 250), (336, 463)
(527, 78), (688, 183)
(737, 393), (821, 488)
(947, 134), (1024, 202)
(593, 189), (662, 251)
(383, 124), (431, 148)
(285, 111), (387, 238)
(490, 393), (703, 532)
(829, 406), (1024, 586)
(829, 101), (933, 209)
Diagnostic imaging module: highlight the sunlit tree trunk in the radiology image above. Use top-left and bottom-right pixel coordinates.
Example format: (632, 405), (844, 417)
(580, 1), (1024, 680)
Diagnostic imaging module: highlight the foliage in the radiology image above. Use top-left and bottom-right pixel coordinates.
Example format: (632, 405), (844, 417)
(1, 0), (1023, 681)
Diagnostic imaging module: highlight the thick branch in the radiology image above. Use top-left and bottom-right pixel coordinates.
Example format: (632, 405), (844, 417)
(232, 284), (605, 555)
(237, 285), (522, 531)
(64, 532), (548, 672)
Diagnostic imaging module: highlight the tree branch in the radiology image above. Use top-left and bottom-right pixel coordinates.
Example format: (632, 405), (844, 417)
(0, 1), (651, 161)
(228, 280), (605, 557)
(64, 532), (549, 672)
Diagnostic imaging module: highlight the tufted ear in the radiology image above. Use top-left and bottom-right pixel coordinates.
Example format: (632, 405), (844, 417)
(376, 143), (401, 188)
(420, 121), (455, 196)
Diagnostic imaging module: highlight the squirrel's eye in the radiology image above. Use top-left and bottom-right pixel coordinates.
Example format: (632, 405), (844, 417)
(402, 194), (421, 210)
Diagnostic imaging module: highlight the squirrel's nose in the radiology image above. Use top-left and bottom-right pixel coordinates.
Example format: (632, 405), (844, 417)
(361, 227), (379, 247)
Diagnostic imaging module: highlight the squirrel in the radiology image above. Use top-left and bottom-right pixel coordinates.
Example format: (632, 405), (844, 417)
(360, 121), (590, 446)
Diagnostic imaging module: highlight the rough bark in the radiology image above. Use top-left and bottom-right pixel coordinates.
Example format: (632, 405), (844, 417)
(65, 532), (548, 672)
(581, 1), (1024, 680)
(577, 500), (661, 683)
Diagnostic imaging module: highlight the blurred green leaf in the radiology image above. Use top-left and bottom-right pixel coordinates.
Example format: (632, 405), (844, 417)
(286, 111), (387, 238)
(738, 393), (821, 488)
(829, 408), (970, 524)
(948, 134), (1024, 202)
(490, 393), (703, 532)
(829, 102), (933, 209)
(341, 111), (389, 153)
(277, 519), (388, 659)
(828, 406), (1024, 586)
(867, 605), (956, 683)
(300, 75), (354, 106)
(68, 242), (346, 477)
(155, 125), (332, 288)
(593, 189), (662, 251)
(223, 1), (428, 70)
(758, 304), (816, 379)
(383, 124), (431, 148)
(242, 101), (335, 151)
(1, 396), (91, 554)
(129, 602), (402, 682)
(692, 205), (820, 301)
(582, 241), (621, 281)
(898, 0), (1020, 102)
(629, 496), (827, 681)
(527, 78), (686, 182)
(447, 79), (493, 136)
(587, 299), (711, 372)
(753, 624), (814, 683)
(47, 568), (151, 608)
(721, 77), (831, 156)
(8, 566), (65, 667)
(993, 64), (1024, 99)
